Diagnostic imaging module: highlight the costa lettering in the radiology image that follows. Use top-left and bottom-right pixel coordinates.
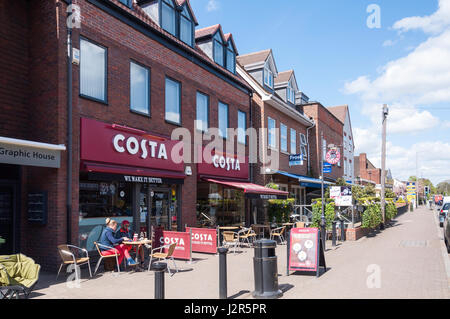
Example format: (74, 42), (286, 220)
(212, 155), (240, 171)
(113, 134), (168, 160)
(159, 236), (185, 246)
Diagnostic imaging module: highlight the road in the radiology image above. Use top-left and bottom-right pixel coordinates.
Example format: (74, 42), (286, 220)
(32, 205), (449, 299)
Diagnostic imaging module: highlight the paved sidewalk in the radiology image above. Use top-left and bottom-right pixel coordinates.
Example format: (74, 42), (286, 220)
(32, 206), (449, 299)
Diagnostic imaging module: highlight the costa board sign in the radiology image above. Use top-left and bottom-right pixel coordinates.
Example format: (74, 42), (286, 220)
(325, 148), (341, 165)
(157, 231), (191, 260)
(80, 118), (184, 172)
(197, 146), (249, 180)
(186, 227), (217, 254)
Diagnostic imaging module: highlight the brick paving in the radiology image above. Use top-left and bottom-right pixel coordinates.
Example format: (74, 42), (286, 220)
(31, 206), (449, 299)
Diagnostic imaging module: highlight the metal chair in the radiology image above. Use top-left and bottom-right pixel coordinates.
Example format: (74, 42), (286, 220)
(93, 242), (122, 275)
(237, 227), (257, 247)
(222, 231), (239, 254)
(148, 243), (178, 276)
(56, 244), (92, 280)
(270, 226), (286, 244)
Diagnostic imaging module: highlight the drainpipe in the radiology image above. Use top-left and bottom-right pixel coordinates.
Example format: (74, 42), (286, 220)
(66, 0), (73, 244)
(249, 91), (253, 183)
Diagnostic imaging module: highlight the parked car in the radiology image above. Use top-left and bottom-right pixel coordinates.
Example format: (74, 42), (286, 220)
(440, 203), (449, 227)
(444, 213), (450, 253)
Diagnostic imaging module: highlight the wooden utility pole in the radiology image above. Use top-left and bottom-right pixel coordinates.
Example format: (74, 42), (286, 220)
(381, 104), (388, 228)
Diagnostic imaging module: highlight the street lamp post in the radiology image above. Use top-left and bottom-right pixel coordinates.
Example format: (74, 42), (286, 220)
(381, 104), (388, 229)
(320, 131), (326, 249)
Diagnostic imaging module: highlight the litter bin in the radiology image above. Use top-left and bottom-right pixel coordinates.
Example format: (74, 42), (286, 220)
(252, 239), (283, 299)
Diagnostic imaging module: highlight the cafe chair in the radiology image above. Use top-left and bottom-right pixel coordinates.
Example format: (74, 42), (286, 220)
(237, 228), (257, 248)
(222, 231), (239, 254)
(93, 242), (122, 275)
(295, 222), (306, 228)
(56, 244), (92, 280)
(148, 243), (178, 276)
(270, 226), (286, 245)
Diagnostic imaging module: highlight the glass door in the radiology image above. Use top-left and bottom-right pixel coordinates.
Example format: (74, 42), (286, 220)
(0, 185), (15, 255)
(151, 190), (170, 230)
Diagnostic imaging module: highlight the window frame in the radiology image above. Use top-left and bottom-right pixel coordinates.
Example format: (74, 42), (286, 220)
(180, 4), (194, 47)
(287, 80), (295, 104)
(79, 36), (108, 104)
(164, 76), (182, 126)
(129, 60), (151, 117)
(160, 0), (177, 37)
(196, 91), (210, 133)
(290, 128), (297, 155)
(267, 117), (277, 149)
(213, 33), (225, 67)
(300, 133), (307, 146)
(226, 41), (236, 74)
(119, 0), (132, 8)
(218, 101), (229, 139)
(237, 110), (247, 145)
(263, 61), (274, 89)
(280, 123), (288, 153)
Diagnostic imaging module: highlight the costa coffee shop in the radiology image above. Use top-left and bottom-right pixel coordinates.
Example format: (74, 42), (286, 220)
(196, 150), (288, 228)
(79, 118), (186, 252)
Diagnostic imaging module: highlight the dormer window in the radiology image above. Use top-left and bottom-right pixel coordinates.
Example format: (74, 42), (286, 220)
(213, 33), (224, 67)
(161, 0), (176, 36)
(264, 61), (274, 89)
(226, 41), (235, 73)
(287, 80), (295, 104)
(180, 4), (194, 46)
(119, 0), (132, 8)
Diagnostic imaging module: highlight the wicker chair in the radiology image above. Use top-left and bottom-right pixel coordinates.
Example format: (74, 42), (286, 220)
(237, 227), (257, 247)
(148, 243), (178, 276)
(270, 226), (286, 244)
(222, 231), (239, 254)
(93, 242), (122, 275)
(56, 245), (92, 280)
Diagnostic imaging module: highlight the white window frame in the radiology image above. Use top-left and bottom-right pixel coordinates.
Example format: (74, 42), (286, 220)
(264, 61), (274, 89)
(290, 128), (297, 155)
(267, 117), (277, 149)
(280, 123), (287, 152)
(287, 80), (295, 104)
(237, 110), (246, 145)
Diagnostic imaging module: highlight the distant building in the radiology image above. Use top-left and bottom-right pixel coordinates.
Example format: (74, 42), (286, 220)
(354, 153), (380, 186)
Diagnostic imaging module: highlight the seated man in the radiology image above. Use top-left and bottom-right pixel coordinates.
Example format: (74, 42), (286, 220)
(116, 220), (145, 266)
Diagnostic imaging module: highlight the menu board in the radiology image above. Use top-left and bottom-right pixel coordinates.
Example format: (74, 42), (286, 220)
(287, 228), (326, 277)
(27, 192), (48, 225)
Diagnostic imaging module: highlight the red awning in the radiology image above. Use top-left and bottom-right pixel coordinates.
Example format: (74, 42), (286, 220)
(204, 178), (288, 199)
(81, 161), (186, 179)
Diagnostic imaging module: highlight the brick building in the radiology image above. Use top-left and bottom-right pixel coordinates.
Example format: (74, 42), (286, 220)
(354, 153), (380, 186)
(0, 0), (294, 270)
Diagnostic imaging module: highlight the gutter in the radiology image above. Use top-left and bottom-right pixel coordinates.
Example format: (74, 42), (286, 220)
(66, 0), (73, 244)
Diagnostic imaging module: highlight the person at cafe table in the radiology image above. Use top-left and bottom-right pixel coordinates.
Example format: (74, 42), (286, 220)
(99, 218), (137, 267)
(115, 220), (145, 266)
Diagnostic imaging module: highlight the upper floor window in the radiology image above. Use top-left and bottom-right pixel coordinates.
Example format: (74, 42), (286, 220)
(237, 110), (246, 144)
(267, 117), (276, 149)
(130, 61), (150, 116)
(290, 128), (297, 154)
(180, 5), (193, 46)
(196, 92), (209, 132)
(280, 124), (287, 152)
(287, 81), (295, 104)
(218, 102), (229, 139)
(213, 33), (224, 67)
(165, 77), (181, 125)
(226, 42), (236, 73)
(80, 38), (107, 103)
(300, 133), (307, 146)
(119, 0), (132, 8)
(264, 61), (274, 89)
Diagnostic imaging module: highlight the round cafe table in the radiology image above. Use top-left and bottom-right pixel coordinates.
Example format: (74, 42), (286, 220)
(123, 239), (152, 264)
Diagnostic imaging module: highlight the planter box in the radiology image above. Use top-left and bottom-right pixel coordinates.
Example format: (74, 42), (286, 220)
(345, 226), (369, 241)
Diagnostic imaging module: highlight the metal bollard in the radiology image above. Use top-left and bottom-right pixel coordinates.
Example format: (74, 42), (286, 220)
(153, 262), (167, 299)
(218, 247), (228, 299)
(321, 224), (326, 251)
(253, 239), (283, 299)
(340, 219), (346, 241)
(331, 221), (337, 247)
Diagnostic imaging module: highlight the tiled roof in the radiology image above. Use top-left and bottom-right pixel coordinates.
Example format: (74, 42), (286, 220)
(327, 105), (348, 124)
(275, 70), (293, 84)
(107, 1), (251, 91)
(236, 49), (271, 67)
(176, 0), (199, 25)
(195, 24), (221, 40)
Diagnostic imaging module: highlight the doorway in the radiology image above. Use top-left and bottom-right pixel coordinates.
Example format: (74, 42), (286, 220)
(0, 183), (18, 255)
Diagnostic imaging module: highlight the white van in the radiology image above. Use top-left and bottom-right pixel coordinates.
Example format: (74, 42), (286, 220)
(443, 196), (450, 205)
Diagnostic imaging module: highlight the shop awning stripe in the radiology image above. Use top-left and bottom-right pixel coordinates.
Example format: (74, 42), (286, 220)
(203, 178), (289, 197)
(275, 170), (334, 185)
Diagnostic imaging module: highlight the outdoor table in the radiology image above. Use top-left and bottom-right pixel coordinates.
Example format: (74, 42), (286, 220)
(252, 224), (270, 238)
(282, 223), (295, 231)
(123, 239), (152, 265)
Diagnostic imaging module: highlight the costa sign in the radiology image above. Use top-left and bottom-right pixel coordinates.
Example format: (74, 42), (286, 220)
(157, 231), (191, 260)
(186, 227), (217, 254)
(80, 118), (184, 172)
(325, 148), (341, 165)
(212, 154), (241, 171)
(197, 146), (249, 180)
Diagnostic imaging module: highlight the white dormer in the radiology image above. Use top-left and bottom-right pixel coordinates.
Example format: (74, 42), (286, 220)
(263, 53), (277, 90)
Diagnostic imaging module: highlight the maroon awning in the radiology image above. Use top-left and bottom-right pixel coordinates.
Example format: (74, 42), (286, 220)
(204, 178), (288, 199)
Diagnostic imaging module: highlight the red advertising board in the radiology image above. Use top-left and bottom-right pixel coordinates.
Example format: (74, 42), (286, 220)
(156, 231), (191, 260)
(186, 227), (217, 254)
(288, 228), (319, 272)
(80, 117), (184, 172)
(196, 146), (249, 180)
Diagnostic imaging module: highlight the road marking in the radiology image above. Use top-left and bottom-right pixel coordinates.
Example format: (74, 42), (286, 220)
(433, 209), (450, 289)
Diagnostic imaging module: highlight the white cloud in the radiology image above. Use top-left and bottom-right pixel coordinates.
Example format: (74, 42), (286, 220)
(382, 39), (396, 47)
(393, 0), (450, 34)
(207, 0), (219, 12)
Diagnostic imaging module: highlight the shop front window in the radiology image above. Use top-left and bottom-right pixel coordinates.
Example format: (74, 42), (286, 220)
(79, 180), (133, 252)
(196, 182), (245, 227)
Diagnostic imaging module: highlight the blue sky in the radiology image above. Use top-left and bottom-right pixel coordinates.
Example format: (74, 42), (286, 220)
(190, 0), (450, 186)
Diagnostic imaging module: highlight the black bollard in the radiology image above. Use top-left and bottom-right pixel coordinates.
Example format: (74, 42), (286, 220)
(331, 221), (337, 247)
(153, 262), (167, 299)
(321, 224), (326, 251)
(218, 247), (228, 299)
(340, 219), (346, 241)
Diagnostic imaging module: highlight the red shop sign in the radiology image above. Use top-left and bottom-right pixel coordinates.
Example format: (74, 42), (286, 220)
(80, 118), (184, 172)
(197, 146), (249, 180)
(186, 227), (217, 254)
(156, 231), (191, 260)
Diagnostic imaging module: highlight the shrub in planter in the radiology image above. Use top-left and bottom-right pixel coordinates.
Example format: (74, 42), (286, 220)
(385, 203), (397, 221)
(267, 198), (295, 224)
(362, 204), (382, 229)
(310, 201), (336, 230)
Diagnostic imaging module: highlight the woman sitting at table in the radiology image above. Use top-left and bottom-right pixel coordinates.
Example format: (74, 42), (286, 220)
(116, 220), (145, 266)
(99, 218), (137, 267)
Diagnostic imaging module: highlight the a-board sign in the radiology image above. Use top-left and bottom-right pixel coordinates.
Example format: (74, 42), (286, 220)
(186, 227), (217, 254)
(287, 228), (326, 277)
(155, 231), (191, 260)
